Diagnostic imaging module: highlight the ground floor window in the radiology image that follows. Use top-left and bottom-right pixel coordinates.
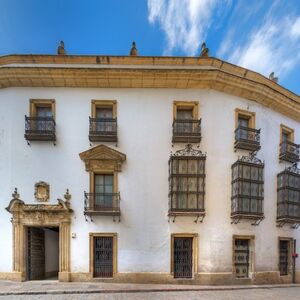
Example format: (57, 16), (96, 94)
(233, 235), (254, 279)
(171, 234), (198, 279)
(89, 233), (117, 278)
(279, 239), (292, 276)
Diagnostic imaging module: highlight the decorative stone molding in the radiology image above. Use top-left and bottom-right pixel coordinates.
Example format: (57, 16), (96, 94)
(5, 188), (73, 282)
(0, 55), (299, 121)
(79, 144), (126, 172)
(34, 181), (50, 202)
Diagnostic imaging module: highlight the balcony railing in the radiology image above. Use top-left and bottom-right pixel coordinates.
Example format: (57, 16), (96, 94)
(24, 116), (56, 141)
(172, 119), (201, 143)
(279, 141), (300, 163)
(84, 192), (120, 216)
(89, 117), (117, 142)
(234, 126), (261, 151)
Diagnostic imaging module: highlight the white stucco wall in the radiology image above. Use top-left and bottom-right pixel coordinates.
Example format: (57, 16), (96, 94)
(0, 87), (299, 275)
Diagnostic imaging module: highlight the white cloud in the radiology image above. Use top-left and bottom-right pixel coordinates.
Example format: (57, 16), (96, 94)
(290, 17), (300, 38)
(227, 16), (300, 79)
(147, 0), (219, 55)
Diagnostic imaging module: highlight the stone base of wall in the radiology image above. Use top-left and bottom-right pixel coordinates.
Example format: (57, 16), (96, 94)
(0, 272), (23, 281)
(70, 271), (295, 285)
(1, 271), (298, 285)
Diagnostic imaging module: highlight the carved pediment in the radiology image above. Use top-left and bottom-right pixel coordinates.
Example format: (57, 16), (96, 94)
(79, 144), (126, 172)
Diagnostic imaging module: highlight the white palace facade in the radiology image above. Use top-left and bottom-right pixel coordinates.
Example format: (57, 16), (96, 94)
(0, 44), (300, 284)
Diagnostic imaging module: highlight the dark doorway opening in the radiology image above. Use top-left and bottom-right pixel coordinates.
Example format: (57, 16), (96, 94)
(26, 226), (59, 280)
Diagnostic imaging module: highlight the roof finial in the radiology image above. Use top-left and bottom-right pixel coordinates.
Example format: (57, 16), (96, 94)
(269, 72), (278, 83)
(12, 188), (20, 200)
(200, 42), (209, 57)
(57, 40), (66, 55)
(129, 41), (138, 56)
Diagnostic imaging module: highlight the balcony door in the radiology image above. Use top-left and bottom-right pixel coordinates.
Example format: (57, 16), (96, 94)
(36, 106), (52, 131)
(96, 107), (113, 132)
(238, 116), (249, 140)
(94, 174), (113, 210)
(177, 108), (193, 133)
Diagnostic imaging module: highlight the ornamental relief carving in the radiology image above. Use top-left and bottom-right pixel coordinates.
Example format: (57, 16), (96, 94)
(34, 181), (50, 202)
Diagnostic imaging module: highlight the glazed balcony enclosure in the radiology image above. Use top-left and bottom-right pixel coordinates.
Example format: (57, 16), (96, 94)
(234, 126), (261, 152)
(277, 166), (300, 225)
(279, 141), (300, 163)
(168, 144), (206, 218)
(231, 156), (264, 223)
(24, 116), (56, 141)
(84, 192), (121, 216)
(172, 119), (201, 143)
(88, 117), (117, 142)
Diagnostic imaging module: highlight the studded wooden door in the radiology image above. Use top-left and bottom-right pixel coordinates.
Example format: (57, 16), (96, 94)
(234, 239), (249, 278)
(26, 227), (45, 280)
(173, 237), (193, 278)
(94, 236), (113, 278)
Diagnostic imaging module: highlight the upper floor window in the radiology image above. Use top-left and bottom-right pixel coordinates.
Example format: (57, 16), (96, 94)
(89, 100), (117, 142)
(172, 101), (201, 143)
(168, 144), (206, 222)
(234, 109), (260, 152)
(24, 99), (56, 143)
(279, 125), (299, 163)
(80, 144), (126, 221)
(231, 154), (264, 225)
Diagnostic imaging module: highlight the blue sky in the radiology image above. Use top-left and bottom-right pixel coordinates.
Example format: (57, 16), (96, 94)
(0, 0), (300, 95)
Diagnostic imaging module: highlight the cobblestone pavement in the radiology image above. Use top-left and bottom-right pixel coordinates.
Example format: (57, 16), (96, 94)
(1, 287), (300, 300)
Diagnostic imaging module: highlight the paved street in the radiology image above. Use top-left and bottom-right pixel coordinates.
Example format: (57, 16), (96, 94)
(1, 287), (300, 300)
(0, 280), (300, 300)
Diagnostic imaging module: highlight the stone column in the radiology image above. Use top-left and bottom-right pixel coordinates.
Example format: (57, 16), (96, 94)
(12, 220), (24, 281)
(58, 221), (71, 282)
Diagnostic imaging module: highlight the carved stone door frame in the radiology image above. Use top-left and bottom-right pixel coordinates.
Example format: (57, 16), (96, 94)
(6, 192), (73, 282)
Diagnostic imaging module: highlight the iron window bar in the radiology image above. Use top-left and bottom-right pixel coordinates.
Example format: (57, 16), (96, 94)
(24, 116), (56, 142)
(89, 117), (118, 142)
(172, 119), (201, 143)
(279, 141), (300, 163)
(84, 192), (121, 221)
(234, 126), (261, 152)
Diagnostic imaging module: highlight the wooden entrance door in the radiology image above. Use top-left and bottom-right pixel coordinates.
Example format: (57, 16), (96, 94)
(26, 227), (45, 280)
(94, 236), (113, 277)
(173, 237), (193, 278)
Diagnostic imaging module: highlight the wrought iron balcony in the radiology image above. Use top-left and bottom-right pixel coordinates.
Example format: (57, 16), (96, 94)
(234, 126), (261, 151)
(277, 166), (300, 226)
(172, 119), (201, 143)
(24, 116), (56, 141)
(84, 192), (120, 216)
(89, 117), (117, 142)
(279, 141), (299, 163)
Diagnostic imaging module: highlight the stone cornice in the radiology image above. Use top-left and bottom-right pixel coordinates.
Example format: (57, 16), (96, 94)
(0, 55), (299, 121)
